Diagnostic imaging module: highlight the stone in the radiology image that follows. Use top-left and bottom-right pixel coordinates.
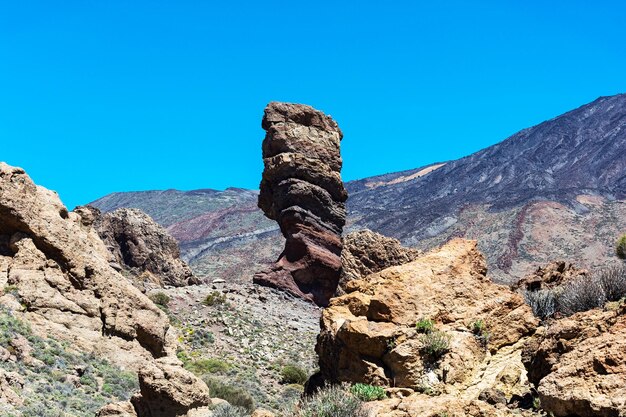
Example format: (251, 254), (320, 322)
(513, 260), (588, 292)
(339, 229), (420, 294)
(522, 303), (626, 416)
(253, 102), (347, 306)
(91, 206), (199, 287)
(314, 239), (539, 416)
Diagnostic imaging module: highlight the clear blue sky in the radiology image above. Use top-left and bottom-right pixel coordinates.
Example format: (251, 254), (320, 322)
(2, 1), (625, 209)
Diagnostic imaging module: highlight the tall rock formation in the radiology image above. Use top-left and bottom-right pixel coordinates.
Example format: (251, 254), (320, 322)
(253, 102), (347, 306)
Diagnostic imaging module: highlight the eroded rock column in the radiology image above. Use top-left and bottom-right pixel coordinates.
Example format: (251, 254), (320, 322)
(253, 102), (347, 306)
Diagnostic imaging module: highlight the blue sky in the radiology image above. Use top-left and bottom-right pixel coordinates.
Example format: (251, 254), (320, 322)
(1, 1), (625, 209)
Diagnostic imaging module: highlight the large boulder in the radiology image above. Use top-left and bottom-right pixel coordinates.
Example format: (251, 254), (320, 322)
(522, 303), (626, 416)
(513, 260), (588, 292)
(339, 229), (420, 294)
(253, 102), (347, 306)
(92, 207), (198, 288)
(314, 239), (539, 415)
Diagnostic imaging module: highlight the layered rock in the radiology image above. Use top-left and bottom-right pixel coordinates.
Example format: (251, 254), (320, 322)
(0, 163), (211, 417)
(253, 102), (347, 306)
(91, 206), (198, 288)
(314, 239), (539, 416)
(522, 303), (626, 416)
(339, 229), (420, 294)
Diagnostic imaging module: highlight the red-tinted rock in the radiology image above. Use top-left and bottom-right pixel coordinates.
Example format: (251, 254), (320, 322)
(253, 102), (347, 306)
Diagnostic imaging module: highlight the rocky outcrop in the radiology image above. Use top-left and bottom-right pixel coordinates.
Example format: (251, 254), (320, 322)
(339, 229), (420, 294)
(0, 163), (211, 417)
(314, 239), (539, 416)
(514, 260), (588, 292)
(522, 303), (626, 416)
(91, 206), (198, 288)
(253, 102), (347, 306)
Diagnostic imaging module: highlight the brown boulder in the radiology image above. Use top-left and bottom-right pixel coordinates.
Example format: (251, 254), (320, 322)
(514, 260), (588, 292)
(522, 303), (626, 416)
(254, 102), (347, 306)
(92, 207), (198, 288)
(339, 229), (420, 294)
(315, 239), (539, 415)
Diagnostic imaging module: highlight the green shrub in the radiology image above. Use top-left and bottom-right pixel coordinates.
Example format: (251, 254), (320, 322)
(470, 319), (490, 347)
(350, 383), (386, 401)
(202, 376), (255, 411)
(286, 383), (367, 417)
(415, 317), (435, 334)
(420, 330), (450, 359)
(616, 235), (626, 259)
(281, 364), (308, 385)
(149, 292), (170, 309)
(185, 358), (231, 375)
(203, 291), (227, 306)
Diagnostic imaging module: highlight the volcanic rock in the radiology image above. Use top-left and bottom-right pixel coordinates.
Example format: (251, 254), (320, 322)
(92, 207), (198, 288)
(522, 303), (626, 416)
(314, 239), (539, 415)
(253, 102), (347, 306)
(514, 260), (588, 292)
(339, 229), (420, 294)
(0, 163), (211, 417)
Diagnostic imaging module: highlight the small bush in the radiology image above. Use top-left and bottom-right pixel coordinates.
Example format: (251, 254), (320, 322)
(281, 364), (308, 385)
(470, 319), (490, 347)
(597, 265), (626, 302)
(524, 289), (558, 320)
(202, 376), (255, 411)
(558, 277), (606, 316)
(203, 291), (227, 306)
(415, 317), (435, 334)
(211, 404), (249, 417)
(185, 358), (231, 375)
(616, 235), (626, 260)
(286, 383), (367, 417)
(149, 292), (170, 309)
(420, 330), (450, 359)
(350, 383), (386, 401)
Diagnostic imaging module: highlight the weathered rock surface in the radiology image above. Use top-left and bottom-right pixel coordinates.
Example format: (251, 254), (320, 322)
(315, 239), (539, 416)
(92, 206), (198, 288)
(339, 229), (420, 294)
(0, 163), (211, 417)
(522, 303), (626, 416)
(514, 260), (588, 292)
(253, 102), (347, 306)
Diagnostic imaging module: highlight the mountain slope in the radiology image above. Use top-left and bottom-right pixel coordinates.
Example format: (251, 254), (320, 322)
(91, 94), (626, 284)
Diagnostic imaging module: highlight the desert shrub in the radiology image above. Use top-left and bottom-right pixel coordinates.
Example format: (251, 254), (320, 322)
(524, 289), (558, 320)
(415, 317), (435, 334)
(211, 404), (249, 417)
(281, 364), (308, 385)
(616, 235), (626, 260)
(286, 383), (367, 417)
(188, 328), (215, 348)
(350, 383), (386, 401)
(149, 292), (170, 309)
(203, 291), (227, 306)
(184, 358), (230, 375)
(596, 265), (626, 302)
(558, 277), (606, 316)
(470, 319), (490, 347)
(202, 376), (255, 411)
(420, 330), (450, 359)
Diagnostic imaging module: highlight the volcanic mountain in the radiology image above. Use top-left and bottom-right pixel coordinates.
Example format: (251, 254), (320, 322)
(91, 93), (626, 284)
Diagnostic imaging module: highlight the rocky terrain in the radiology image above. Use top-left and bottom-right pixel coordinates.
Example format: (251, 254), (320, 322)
(91, 93), (626, 286)
(254, 102), (348, 306)
(0, 162), (214, 416)
(91, 206), (198, 289)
